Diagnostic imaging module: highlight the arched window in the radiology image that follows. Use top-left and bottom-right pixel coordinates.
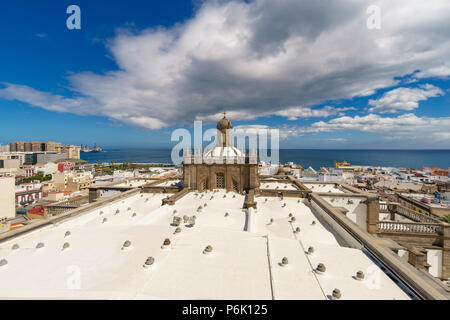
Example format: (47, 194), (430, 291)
(232, 179), (239, 193)
(216, 173), (225, 189)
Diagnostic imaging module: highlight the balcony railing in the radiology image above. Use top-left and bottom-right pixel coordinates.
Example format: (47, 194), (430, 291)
(378, 221), (443, 234)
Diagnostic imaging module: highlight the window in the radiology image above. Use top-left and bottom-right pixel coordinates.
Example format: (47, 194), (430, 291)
(216, 173), (225, 189)
(232, 179), (239, 193)
(201, 179), (208, 191)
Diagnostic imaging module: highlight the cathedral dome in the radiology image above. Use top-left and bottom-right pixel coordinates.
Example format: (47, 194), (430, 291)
(217, 114), (232, 130)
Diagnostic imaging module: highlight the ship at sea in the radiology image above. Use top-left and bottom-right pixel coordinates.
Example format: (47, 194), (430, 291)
(80, 143), (103, 153)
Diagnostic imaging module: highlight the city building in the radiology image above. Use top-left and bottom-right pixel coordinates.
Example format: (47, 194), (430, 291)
(0, 177), (15, 219)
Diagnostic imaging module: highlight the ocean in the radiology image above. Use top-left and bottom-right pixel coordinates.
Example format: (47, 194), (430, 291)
(80, 149), (450, 169)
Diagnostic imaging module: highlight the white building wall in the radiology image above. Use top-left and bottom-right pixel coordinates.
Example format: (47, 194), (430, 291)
(427, 249), (442, 278)
(0, 177), (15, 219)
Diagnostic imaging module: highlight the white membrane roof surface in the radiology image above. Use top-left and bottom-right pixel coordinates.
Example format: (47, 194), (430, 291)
(304, 183), (346, 193)
(0, 190), (409, 300)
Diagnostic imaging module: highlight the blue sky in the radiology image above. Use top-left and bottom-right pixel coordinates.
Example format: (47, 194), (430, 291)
(0, 0), (449, 149)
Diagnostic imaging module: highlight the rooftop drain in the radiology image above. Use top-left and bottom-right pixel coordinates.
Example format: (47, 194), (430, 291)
(284, 185), (287, 189)
(307, 246), (314, 255)
(203, 245), (213, 254)
(356, 271), (365, 280)
(141, 194), (143, 198)
(281, 257), (288, 266)
(162, 238), (171, 249)
(0, 259), (7, 267)
(224, 212), (229, 217)
(12, 244), (19, 250)
(315, 263), (326, 274)
(332, 289), (341, 300)
(311, 220), (316, 226)
(143, 257), (155, 268)
(172, 216), (181, 226)
(265, 198), (268, 203)
(102, 218), (108, 224)
(174, 227), (181, 234)
(297, 199), (301, 203)
(122, 240), (132, 250)
(62, 242), (70, 251)
(295, 227), (301, 233)
(36, 242), (45, 249)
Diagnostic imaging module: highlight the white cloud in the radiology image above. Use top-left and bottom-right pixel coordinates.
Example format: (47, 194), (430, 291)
(0, 0), (450, 129)
(368, 84), (444, 113)
(282, 113), (450, 142)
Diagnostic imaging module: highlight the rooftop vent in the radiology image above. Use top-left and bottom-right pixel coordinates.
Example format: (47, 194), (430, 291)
(281, 257), (288, 266)
(290, 217), (296, 222)
(197, 206), (203, 212)
(132, 212), (137, 217)
(115, 209), (120, 214)
(289, 213), (293, 218)
(62, 242), (70, 250)
(204, 203), (207, 207)
(232, 194), (236, 198)
(347, 199), (354, 205)
(65, 231), (71, 237)
(173, 210), (177, 214)
(12, 244), (19, 250)
(223, 194), (226, 198)
(224, 212), (229, 217)
(295, 227), (301, 233)
(174, 227), (181, 234)
(311, 221), (316, 226)
(127, 207), (131, 211)
(102, 218), (108, 223)
(122, 240), (132, 250)
(356, 271), (365, 280)
(282, 203), (286, 208)
(183, 215), (189, 223)
(265, 198), (268, 202)
(143, 257), (155, 268)
(162, 238), (171, 248)
(0, 259), (7, 267)
(203, 245), (213, 254)
(332, 289), (341, 300)
(268, 218), (274, 225)
(99, 211), (104, 215)
(307, 246), (314, 255)
(36, 242), (45, 249)
(315, 263), (326, 274)
(297, 199), (301, 203)
(210, 196), (214, 200)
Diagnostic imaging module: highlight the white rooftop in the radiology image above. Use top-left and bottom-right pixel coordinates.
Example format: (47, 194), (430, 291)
(0, 190), (410, 300)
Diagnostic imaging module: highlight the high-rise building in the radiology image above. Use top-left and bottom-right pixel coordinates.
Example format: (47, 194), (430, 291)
(44, 141), (62, 152)
(61, 145), (81, 160)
